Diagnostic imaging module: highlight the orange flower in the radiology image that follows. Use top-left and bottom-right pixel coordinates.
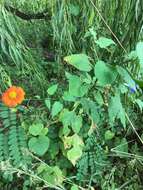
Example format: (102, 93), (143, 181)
(2, 86), (25, 107)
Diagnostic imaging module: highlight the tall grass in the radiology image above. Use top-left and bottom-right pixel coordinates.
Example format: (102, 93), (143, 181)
(0, 0), (142, 92)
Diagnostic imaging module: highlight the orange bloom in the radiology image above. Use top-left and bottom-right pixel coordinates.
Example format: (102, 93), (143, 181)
(2, 86), (25, 107)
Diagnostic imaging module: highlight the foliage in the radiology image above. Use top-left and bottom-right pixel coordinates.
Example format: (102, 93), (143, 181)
(0, 0), (143, 189)
(0, 104), (29, 166)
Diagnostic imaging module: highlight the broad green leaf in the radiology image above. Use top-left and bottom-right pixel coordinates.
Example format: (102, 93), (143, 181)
(37, 164), (64, 185)
(71, 185), (79, 190)
(66, 73), (89, 97)
(60, 109), (82, 134)
(62, 91), (76, 102)
(28, 136), (49, 156)
(94, 61), (117, 86)
(63, 134), (84, 152)
(29, 123), (44, 136)
(67, 146), (82, 166)
(72, 115), (82, 133)
(61, 125), (71, 136)
(59, 109), (74, 135)
(64, 54), (92, 72)
(81, 98), (100, 124)
(105, 130), (115, 140)
(40, 128), (48, 136)
(72, 134), (84, 147)
(52, 101), (63, 117)
(96, 37), (115, 48)
(52, 166), (64, 184)
(47, 84), (58, 95)
(45, 99), (51, 110)
(66, 135), (82, 149)
(136, 42), (143, 67)
(37, 164), (52, 174)
(108, 93), (126, 127)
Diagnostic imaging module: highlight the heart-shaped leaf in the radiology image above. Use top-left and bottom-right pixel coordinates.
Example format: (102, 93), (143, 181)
(28, 136), (49, 156)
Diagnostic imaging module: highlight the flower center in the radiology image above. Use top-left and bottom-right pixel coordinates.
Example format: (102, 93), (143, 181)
(9, 91), (17, 99)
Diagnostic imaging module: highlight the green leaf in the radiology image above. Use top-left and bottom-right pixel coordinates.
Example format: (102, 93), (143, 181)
(52, 166), (64, 184)
(63, 134), (84, 165)
(52, 101), (63, 117)
(67, 146), (83, 166)
(62, 91), (76, 102)
(39, 128), (48, 136)
(49, 141), (60, 159)
(136, 42), (143, 67)
(105, 130), (115, 140)
(71, 185), (79, 190)
(66, 73), (89, 97)
(37, 163), (49, 174)
(81, 98), (100, 124)
(37, 164), (64, 185)
(45, 99), (51, 110)
(60, 109), (82, 134)
(47, 84), (58, 95)
(72, 134), (84, 147)
(80, 73), (92, 84)
(29, 123), (44, 136)
(96, 37), (115, 48)
(94, 61), (117, 86)
(72, 115), (82, 134)
(28, 136), (49, 156)
(108, 93), (126, 127)
(64, 54), (92, 72)
(60, 109), (74, 126)
(116, 66), (135, 87)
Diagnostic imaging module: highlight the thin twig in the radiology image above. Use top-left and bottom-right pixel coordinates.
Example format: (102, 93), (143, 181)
(125, 112), (143, 145)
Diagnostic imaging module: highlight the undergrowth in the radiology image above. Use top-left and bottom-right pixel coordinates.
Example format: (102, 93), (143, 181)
(0, 0), (143, 190)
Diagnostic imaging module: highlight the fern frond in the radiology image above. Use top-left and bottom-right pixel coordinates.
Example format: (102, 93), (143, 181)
(0, 104), (30, 168)
(76, 132), (108, 181)
(0, 133), (4, 162)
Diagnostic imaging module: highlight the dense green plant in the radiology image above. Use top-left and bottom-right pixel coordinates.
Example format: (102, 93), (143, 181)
(0, 104), (29, 166)
(0, 0), (143, 189)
